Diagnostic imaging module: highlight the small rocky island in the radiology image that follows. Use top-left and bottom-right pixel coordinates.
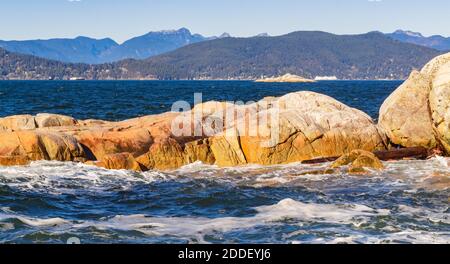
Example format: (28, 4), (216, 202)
(255, 73), (315, 83)
(0, 53), (449, 172)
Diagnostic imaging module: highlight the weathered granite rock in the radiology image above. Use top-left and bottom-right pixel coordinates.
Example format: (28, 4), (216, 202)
(0, 155), (30, 166)
(136, 138), (186, 170)
(6, 87), (439, 171)
(35, 113), (78, 128)
(425, 53), (450, 154)
(378, 52), (450, 154)
(75, 128), (154, 161)
(0, 115), (36, 131)
(96, 153), (143, 171)
(0, 113), (78, 132)
(184, 139), (216, 165)
(0, 130), (86, 166)
(331, 150), (384, 172)
(378, 71), (436, 148)
(211, 92), (387, 166)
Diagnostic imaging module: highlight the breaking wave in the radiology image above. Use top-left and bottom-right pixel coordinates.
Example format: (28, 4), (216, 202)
(0, 157), (449, 244)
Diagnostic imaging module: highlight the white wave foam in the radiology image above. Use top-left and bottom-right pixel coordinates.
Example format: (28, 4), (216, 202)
(71, 198), (389, 243)
(435, 156), (450, 169)
(1, 198), (448, 244)
(256, 198), (389, 221)
(398, 205), (450, 225)
(15, 216), (69, 227)
(0, 208), (69, 227)
(1, 159), (449, 244)
(293, 230), (450, 244)
(1, 156), (448, 192)
(0, 160), (177, 195)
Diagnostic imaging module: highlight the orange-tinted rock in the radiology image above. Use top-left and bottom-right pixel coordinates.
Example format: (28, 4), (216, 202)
(35, 113), (78, 128)
(0, 130), (86, 166)
(211, 92), (387, 166)
(0, 114), (79, 132)
(97, 153), (143, 171)
(75, 128), (154, 161)
(331, 149), (384, 172)
(136, 138), (186, 170)
(0, 155), (30, 166)
(184, 139), (215, 165)
(0, 115), (36, 131)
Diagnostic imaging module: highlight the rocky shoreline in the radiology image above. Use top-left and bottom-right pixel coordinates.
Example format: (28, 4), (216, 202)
(0, 53), (449, 172)
(255, 73), (316, 83)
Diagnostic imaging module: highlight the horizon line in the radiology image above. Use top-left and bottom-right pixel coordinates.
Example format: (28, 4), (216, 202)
(0, 28), (448, 44)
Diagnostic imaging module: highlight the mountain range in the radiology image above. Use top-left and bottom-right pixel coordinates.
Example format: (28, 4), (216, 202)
(122, 31), (442, 80)
(1, 31), (443, 81)
(0, 28), (230, 64)
(386, 30), (450, 51)
(1, 28), (447, 65)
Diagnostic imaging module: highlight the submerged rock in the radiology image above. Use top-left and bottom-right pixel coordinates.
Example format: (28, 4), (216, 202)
(331, 150), (384, 172)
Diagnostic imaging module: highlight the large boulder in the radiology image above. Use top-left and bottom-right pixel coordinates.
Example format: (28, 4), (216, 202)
(378, 71), (437, 148)
(211, 92), (387, 166)
(379, 52), (450, 154)
(425, 53), (450, 154)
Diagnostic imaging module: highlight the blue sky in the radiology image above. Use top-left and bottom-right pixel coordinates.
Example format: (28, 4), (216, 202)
(1, 0), (449, 43)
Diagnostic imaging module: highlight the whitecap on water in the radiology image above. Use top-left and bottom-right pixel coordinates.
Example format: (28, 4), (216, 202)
(397, 205), (450, 225)
(0, 160), (176, 195)
(0, 207), (69, 228)
(69, 198), (390, 243)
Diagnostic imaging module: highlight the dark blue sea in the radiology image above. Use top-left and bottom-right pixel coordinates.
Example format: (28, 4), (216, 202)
(0, 81), (449, 244)
(0, 80), (400, 120)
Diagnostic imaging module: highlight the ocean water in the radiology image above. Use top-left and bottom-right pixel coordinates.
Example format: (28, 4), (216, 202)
(0, 81), (449, 244)
(0, 80), (400, 120)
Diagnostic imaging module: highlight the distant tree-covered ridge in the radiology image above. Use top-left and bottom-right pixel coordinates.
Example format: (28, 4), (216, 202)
(0, 31), (443, 80)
